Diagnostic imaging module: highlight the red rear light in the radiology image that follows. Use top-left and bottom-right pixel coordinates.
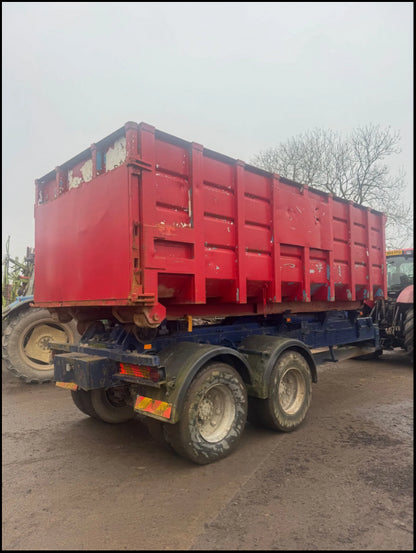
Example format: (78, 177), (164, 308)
(120, 363), (150, 378)
(149, 368), (161, 382)
(119, 363), (164, 382)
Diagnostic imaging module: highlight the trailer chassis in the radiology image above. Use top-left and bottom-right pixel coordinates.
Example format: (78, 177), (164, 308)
(52, 311), (379, 464)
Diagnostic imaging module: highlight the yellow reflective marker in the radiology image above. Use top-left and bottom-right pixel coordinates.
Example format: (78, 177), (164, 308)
(135, 395), (172, 419)
(56, 382), (78, 391)
(187, 315), (193, 332)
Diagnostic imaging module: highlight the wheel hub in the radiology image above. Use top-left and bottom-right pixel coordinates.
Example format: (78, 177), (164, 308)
(38, 335), (53, 350)
(196, 384), (235, 443)
(198, 398), (214, 420)
(278, 368), (305, 414)
(23, 324), (67, 365)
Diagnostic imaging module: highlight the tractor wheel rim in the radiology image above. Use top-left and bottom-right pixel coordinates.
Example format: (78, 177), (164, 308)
(19, 322), (67, 371)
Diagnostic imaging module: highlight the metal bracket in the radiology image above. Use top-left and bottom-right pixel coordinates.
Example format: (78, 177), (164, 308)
(326, 346), (338, 362)
(126, 157), (153, 172)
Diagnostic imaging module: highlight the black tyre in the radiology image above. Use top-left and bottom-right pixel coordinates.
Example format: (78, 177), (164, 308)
(248, 350), (312, 432)
(404, 307), (414, 360)
(71, 389), (98, 418)
(2, 308), (80, 383)
(144, 418), (174, 451)
(89, 386), (135, 424)
(164, 363), (248, 465)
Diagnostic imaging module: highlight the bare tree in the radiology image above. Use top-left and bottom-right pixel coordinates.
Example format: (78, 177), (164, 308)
(251, 124), (413, 248)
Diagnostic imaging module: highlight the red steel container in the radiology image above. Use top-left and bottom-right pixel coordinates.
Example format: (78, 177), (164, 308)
(34, 122), (387, 326)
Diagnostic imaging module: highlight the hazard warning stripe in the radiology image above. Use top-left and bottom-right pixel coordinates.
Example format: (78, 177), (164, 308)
(56, 382), (78, 391)
(134, 395), (172, 419)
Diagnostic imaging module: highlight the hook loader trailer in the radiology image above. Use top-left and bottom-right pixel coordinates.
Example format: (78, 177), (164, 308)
(33, 121), (387, 464)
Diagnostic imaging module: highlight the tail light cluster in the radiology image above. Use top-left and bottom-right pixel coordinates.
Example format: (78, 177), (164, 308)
(119, 362), (164, 383)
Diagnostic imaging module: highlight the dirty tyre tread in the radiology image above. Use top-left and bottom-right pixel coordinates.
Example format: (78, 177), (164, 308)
(145, 418), (174, 451)
(249, 350), (312, 432)
(404, 308), (413, 360)
(71, 389), (99, 418)
(164, 363), (248, 465)
(90, 387), (135, 424)
(2, 308), (79, 384)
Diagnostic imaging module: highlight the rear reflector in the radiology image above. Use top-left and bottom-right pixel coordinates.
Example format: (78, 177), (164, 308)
(56, 382), (78, 390)
(134, 395), (172, 420)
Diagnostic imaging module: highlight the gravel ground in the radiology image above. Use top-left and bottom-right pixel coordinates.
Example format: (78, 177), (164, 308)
(2, 350), (413, 550)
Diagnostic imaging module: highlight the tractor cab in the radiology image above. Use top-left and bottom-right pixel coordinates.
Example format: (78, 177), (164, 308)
(386, 248), (414, 297)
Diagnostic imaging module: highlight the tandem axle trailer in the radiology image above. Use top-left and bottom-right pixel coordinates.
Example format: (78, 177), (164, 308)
(34, 120), (385, 464)
(52, 310), (379, 464)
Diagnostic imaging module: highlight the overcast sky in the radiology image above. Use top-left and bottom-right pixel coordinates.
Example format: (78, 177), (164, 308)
(2, 1), (413, 260)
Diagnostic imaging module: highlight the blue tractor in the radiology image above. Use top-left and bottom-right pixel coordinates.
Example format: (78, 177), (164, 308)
(2, 241), (79, 383)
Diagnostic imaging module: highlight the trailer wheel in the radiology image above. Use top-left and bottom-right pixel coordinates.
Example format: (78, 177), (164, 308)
(89, 387), (135, 424)
(2, 307), (79, 383)
(165, 363), (247, 465)
(404, 307), (414, 360)
(71, 389), (98, 418)
(249, 350), (312, 432)
(144, 418), (173, 451)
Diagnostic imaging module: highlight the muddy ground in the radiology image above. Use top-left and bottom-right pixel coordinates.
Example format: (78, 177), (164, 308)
(2, 350), (413, 550)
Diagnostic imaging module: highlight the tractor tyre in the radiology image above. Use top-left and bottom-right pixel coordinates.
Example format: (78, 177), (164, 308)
(2, 307), (80, 383)
(404, 307), (414, 361)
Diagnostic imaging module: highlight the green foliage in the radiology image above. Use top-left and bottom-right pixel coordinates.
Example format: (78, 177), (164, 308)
(2, 237), (34, 307)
